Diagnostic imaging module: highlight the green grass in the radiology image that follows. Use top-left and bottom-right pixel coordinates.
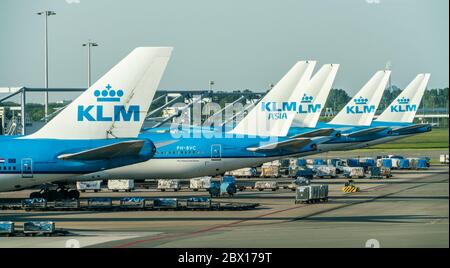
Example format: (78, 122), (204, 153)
(367, 128), (449, 150)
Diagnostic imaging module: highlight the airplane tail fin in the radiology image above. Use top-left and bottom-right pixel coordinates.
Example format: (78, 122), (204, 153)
(292, 64), (340, 128)
(376, 73), (430, 123)
(27, 47), (172, 139)
(329, 70), (391, 126)
(228, 61), (316, 136)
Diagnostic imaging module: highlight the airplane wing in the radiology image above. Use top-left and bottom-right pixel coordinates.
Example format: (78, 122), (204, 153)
(391, 124), (431, 134)
(290, 128), (336, 138)
(58, 140), (147, 161)
(345, 126), (389, 138)
(247, 138), (313, 153)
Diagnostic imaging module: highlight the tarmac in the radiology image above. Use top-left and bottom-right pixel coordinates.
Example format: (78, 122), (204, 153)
(0, 166), (448, 248)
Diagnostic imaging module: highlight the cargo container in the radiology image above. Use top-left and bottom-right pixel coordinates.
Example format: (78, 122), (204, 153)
(297, 158), (307, 167)
(399, 159), (410, 169)
(189, 177), (212, 191)
(208, 181), (221, 197)
(360, 158), (375, 166)
(295, 168), (314, 180)
(260, 165), (280, 178)
(417, 159), (428, 169)
(314, 165), (337, 178)
(369, 166), (392, 178)
(440, 154), (449, 164)
(76, 180), (102, 192)
(407, 158), (417, 169)
(360, 158), (375, 171)
(0, 222), (14, 236)
(313, 159), (325, 165)
(295, 185), (324, 204)
(225, 168), (254, 178)
(87, 198), (112, 209)
(22, 198), (47, 210)
(343, 167), (365, 178)
(377, 158), (393, 168)
(408, 158), (428, 170)
(254, 181), (278, 191)
(157, 179), (181, 191)
(186, 197), (212, 209)
(23, 221), (55, 235)
(153, 198), (178, 209)
(108, 180), (134, 192)
(347, 158), (360, 167)
(120, 197), (145, 209)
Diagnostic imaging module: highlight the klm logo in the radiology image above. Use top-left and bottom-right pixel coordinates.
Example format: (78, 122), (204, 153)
(261, 94), (321, 120)
(299, 94), (321, 114)
(77, 84), (140, 122)
(390, 97), (416, 113)
(346, 96), (375, 114)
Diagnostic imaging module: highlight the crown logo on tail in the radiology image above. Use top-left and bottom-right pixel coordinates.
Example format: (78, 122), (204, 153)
(301, 93), (314, 103)
(94, 84), (124, 102)
(354, 96), (369, 105)
(397, 97), (410, 104)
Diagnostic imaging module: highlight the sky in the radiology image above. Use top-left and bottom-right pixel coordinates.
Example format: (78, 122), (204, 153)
(0, 0), (448, 103)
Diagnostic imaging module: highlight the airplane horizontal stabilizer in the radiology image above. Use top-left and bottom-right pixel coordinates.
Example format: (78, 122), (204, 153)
(290, 128), (337, 138)
(391, 124), (432, 134)
(247, 138), (313, 153)
(58, 140), (148, 161)
(345, 126), (389, 138)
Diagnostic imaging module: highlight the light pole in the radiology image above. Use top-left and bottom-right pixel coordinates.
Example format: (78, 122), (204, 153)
(209, 80), (215, 91)
(37, 10), (56, 122)
(82, 41), (98, 87)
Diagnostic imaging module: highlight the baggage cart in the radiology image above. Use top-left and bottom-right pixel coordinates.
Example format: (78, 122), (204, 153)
(0, 222), (14, 236)
(254, 181), (278, 191)
(23, 221), (55, 236)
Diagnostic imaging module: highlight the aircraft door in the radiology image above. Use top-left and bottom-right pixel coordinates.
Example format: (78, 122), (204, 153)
(21, 158), (33, 178)
(211, 144), (222, 161)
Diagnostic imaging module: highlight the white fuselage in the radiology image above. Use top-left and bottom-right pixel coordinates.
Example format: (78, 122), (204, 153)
(66, 156), (283, 182)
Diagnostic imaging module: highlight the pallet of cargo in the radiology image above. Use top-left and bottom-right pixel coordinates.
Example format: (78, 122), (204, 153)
(2, 198), (261, 212)
(254, 181), (279, 191)
(218, 202), (259, 210)
(119, 197), (146, 210)
(186, 197), (213, 210)
(52, 200), (80, 210)
(0, 221), (14, 236)
(86, 198), (113, 210)
(22, 198), (48, 211)
(23, 221), (55, 236)
(153, 198), (179, 210)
